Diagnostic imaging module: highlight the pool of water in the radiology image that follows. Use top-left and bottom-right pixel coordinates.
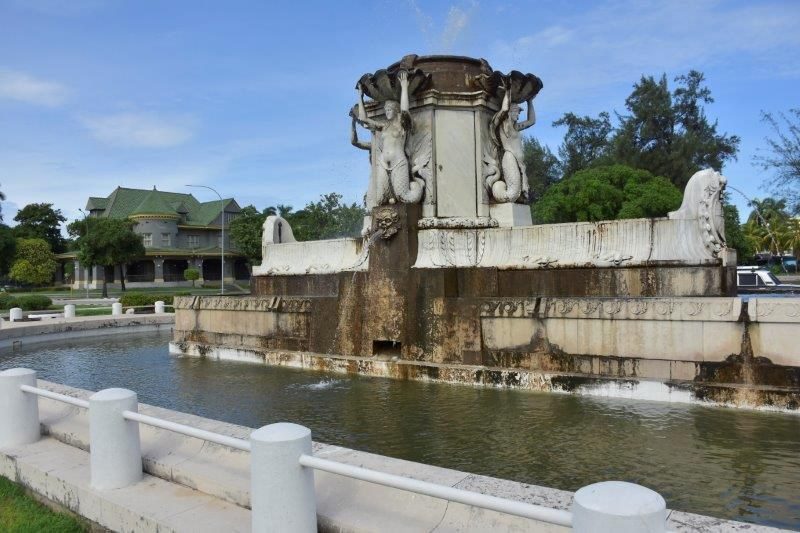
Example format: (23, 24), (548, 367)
(2, 332), (799, 529)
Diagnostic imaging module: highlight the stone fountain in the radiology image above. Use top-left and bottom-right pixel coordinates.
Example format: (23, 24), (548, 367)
(172, 55), (800, 411)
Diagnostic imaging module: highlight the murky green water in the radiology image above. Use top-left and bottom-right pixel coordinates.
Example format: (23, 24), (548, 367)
(2, 332), (799, 529)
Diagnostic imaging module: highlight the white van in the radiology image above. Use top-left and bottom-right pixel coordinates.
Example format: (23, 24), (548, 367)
(737, 266), (800, 293)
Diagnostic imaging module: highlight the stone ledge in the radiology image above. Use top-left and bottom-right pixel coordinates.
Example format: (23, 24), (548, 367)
(0, 315), (175, 349)
(0, 437), (250, 533)
(168, 342), (800, 412)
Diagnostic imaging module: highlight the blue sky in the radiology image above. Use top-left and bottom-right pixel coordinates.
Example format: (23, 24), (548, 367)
(1, 0), (799, 229)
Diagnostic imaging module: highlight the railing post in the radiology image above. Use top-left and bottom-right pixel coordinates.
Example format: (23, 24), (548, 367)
(154, 301), (165, 314)
(250, 423), (316, 533)
(111, 302), (123, 316)
(0, 369), (40, 447)
(9, 308), (22, 322)
(572, 481), (666, 532)
(64, 304), (76, 319)
(89, 388), (142, 490)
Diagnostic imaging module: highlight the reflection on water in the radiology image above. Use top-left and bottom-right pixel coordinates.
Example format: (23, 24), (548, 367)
(2, 332), (799, 529)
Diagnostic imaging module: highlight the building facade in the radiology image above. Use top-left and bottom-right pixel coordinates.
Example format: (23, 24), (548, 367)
(58, 187), (250, 288)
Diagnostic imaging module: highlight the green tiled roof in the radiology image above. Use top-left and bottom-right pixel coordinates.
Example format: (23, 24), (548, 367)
(131, 189), (179, 216)
(85, 187), (238, 227)
(86, 197), (108, 210)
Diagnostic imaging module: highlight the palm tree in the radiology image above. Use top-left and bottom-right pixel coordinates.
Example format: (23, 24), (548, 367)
(747, 197), (788, 227)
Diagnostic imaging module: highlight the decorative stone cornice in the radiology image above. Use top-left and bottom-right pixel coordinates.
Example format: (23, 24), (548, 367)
(174, 295), (312, 313)
(477, 297), (741, 322)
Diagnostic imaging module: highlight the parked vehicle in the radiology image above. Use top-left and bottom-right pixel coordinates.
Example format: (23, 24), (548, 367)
(737, 266), (800, 293)
(754, 253), (798, 273)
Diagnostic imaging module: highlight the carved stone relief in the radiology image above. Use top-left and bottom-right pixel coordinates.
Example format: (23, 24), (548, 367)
(374, 207), (400, 240)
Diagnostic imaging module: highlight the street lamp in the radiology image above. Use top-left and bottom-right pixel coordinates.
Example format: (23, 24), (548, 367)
(186, 185), (225, 295)
(78, 208), (90, 299)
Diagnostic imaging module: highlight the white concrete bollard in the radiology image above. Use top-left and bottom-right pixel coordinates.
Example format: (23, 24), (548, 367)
(154, 301), (165, 314)
(250, 423), (316, 533)
(64, 304), (76, 319)
(9, 308), (23, 322)
(111, 302), (123, 316)
(572, 481), (667, 532)
(0, 368), (40, 448)
(89, 388), (142, 490)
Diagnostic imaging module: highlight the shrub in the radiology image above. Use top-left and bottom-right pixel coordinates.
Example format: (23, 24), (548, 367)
(0, 292), (16, 310)
(13, 295), (53, 311)
(119, 292), (190, 307)
(183, 267), (200, 287)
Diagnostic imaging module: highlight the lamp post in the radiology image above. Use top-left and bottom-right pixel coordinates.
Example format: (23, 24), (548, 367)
(186, 185), (225, 295)
(78, 208), (90, 299)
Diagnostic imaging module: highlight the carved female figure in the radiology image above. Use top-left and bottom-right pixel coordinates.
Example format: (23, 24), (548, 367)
(487, 89), (536, 203)
(356, 71), (425, 207)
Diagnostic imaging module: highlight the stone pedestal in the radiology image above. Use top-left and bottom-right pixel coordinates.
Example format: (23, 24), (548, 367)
(360, 204), (421, 357)
(489, 203), (532, 227)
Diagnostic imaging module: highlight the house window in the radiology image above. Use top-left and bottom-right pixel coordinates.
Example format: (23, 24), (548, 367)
(187, 235), (200, 248)
(161, 233), (171, 247)
(142, 233), (153, 247)
(217, 234), (223, 247)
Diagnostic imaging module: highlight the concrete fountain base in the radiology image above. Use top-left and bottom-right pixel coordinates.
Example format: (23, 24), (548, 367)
(172, 203), (799, 412)
(171, 292), (800, 412)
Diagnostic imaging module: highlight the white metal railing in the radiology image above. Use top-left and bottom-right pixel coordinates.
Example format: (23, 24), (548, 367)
(121, 410), (250, 452)
(298, 453), (573, 526)
(0, 369), (670, 533)
(19, 384), (90, 409)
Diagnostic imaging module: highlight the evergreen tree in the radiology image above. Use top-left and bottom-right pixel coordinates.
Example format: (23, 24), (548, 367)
(552, 112), (613, 179)
(523, 137), (561, 200)
(13, 203), (67, 253)
(612, 71), (739, 189)
(229, 205), (269, 264)
(69, 218), (145, 297)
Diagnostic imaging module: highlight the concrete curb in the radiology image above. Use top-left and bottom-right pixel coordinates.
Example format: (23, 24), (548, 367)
(0, 315), (175, 349)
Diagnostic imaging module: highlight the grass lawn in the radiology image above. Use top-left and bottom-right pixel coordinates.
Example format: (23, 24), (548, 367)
(0, 476), (87, 532)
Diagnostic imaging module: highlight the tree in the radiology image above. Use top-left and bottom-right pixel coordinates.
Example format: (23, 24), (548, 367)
(552, 112), (613, 179)
(612, 71), (740, 190)
(613, 70), (739, 190)
(523, 137), (561, 200)
(532, 165), (682, 223)
(183, 267), (200, 287)
(721, 198), (753, 263)
(746, 197), (789, 228)
(754, 109), (800, 214)
(0, 184), (5, 222)
(13, 203), (67, 253)
(288, 193), (366, 241)
(69, 218), (145, 297)
(230, 205), (268, 264)
(0, 224), (17, 278)
(9, 238), (57, 286)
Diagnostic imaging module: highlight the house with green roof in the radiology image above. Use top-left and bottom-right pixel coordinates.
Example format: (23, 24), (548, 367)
(58, 186), (250, 288)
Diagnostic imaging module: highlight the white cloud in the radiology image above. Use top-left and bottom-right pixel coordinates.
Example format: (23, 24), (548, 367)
(0, 70), (68, 107)
(440, 5), (473, 53)
(407, 1), (478, 54)
(80, 113), (196, 148)
(491, 0), (800, 101)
